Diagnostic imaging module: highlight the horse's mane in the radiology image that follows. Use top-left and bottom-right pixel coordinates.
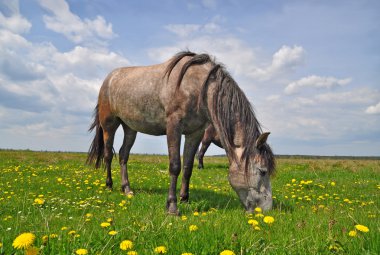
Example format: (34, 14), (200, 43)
(165, 51), (275, 174)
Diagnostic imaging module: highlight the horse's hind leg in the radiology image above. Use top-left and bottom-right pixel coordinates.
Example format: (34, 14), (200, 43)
(197, 139), (211, 169)
(100, 116), (120, 190)
(180, 129), (204, 203)
(119, 123), (137, 195)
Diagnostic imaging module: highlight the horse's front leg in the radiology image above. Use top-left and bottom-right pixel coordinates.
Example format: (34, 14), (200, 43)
(180, 129), (205, 202)
(166, 119), (182, 215)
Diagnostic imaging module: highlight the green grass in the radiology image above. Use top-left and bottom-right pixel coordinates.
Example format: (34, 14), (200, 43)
(0, 150), (379, 254)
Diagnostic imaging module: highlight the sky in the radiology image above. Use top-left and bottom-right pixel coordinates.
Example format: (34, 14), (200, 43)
(0, 0), (379, 156)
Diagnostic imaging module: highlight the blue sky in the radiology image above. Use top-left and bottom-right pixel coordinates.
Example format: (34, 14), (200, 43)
(0, 0), (379, 156)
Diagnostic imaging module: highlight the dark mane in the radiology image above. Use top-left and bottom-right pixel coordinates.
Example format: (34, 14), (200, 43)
(165, 51), (275, 175)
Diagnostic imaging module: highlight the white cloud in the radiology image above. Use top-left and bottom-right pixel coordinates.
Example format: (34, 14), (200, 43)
(249, 45), (305, 80)
(365, 102), (380, 114)
(285, 75), (351, 95)
(0, 0), (31, 34)
(38, 0), (116, 44)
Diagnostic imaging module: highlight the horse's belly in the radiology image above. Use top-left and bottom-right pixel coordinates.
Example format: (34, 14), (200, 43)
(122, 118), (167, 136)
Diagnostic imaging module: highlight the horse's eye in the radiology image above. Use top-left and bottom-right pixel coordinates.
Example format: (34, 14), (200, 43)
(258, 168), (267, 176)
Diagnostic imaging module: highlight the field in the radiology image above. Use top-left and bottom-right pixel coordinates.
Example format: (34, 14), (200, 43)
(0, 150), (379, 254)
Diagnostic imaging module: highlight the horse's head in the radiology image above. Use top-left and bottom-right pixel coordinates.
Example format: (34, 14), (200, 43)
(228, 132), (275, 213)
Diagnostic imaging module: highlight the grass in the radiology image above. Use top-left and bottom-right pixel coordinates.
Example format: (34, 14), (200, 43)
(0, 150), (379, 254)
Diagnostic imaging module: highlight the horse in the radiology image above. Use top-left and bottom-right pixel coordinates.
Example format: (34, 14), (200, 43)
(197, 124), (223, 169)
(87, 51), (275, 214)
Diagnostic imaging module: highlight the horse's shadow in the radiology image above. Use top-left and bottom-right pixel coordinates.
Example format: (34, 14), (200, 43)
(133, 187), (243, 212)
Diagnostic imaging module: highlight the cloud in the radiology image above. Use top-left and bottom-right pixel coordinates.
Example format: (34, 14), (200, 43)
(285, 75), (352, 95)
(365, 102), (380, 114)
(0, 0), (31, 34)
(249, 45), (305, 81)
(0, 1), (129, 116)
(38, 0), (116, 45)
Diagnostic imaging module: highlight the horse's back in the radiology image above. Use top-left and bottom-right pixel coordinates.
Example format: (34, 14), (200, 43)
(97, 60), (208, 135)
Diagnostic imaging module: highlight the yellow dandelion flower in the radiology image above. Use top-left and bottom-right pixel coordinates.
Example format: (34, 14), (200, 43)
(254, 226), (261, 231)
(248, 219), (259, 226)
(154, 246), (167, 254)
(100, 222), (111, 228)
(85, 213), (93, 217)
(127, 193), (134, 199)
(189, 225), (198, 232)
(220, 250), (235, 255)
(255, 213), (264, 218)
(263, 216), (275, 225)
(34, 198), (45, 205)
(348, 230), (357, 237)
(254, 207), (262, 213)
(0, 242), (2, 248)
(120, 240), (133, 250)
(42, 235), (48, 244)
(181, 215), (188, 221)
(107, 218), (113, 223)
(182, 253), (194, 255)
(75, 248), (88, 255)
(61, 226), (68, 231)
(108, 230), (118, 236)
(127, 251), (138, 255)
(68, 230), (76, 236)
(193, 212), (199, 216)
(355, 224), (369, 232)
(25, 246), (39, 255)
(12, 232), (36, 250)
(330, 182), (336, 186)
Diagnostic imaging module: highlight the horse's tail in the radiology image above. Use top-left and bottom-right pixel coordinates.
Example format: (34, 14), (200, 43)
(86, 104), (104, 168)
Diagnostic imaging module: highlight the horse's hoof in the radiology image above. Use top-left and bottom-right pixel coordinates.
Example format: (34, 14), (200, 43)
(167, 202), (179, 216)
(180, 197), (189, 203)
(167, 209), (180, 216)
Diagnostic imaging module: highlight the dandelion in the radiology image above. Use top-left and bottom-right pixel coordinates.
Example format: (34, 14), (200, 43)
(68, 230), (76, 236)
(254, 226), (261, 231)
(42, 235), (49, 244)
(12, 232), (36, 250)
(127, 251), (138, 255)
(127, 193), (134, 199)
(34, 198), (45, 205)
(100, 222), (111, 228)
(182, 253), (194, 255)
(254, 207), (262, 213)
(108, 230), (118, 236)
(25, 246), (39, 255)
(189, 225), (198, 232)
(181, 215), (188, 221)
(193, 212), (199, 216)
(0, 242), (2, 248)
(154, 246), (167, 254)
(220, 250), (235, 255)
(248, 219), (259, 226)
(348, 230), (357, 237)
(263, 216), (275, 225)
(75, 248), (88, 255)
(120, 240), (133, 250)
(355, 224), (369, 233)
(330, 182), (336, 186)
(255, 213), (264, 218)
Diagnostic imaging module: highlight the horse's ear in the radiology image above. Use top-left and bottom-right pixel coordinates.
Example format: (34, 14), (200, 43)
(256, 132), (270, 148)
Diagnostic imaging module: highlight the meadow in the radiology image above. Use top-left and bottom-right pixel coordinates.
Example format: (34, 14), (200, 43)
(0, 150), (378, 254)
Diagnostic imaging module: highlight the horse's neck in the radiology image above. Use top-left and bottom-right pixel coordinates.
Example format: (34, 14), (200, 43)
(232, 121), (245, 162)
